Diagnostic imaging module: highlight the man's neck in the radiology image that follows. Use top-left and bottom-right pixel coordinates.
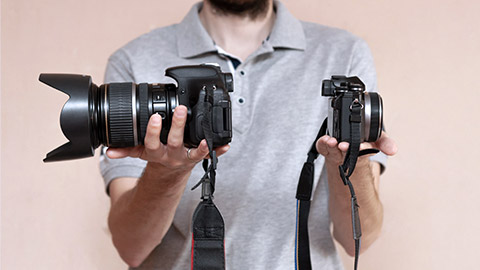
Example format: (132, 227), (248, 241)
(199, 0), (275, 61)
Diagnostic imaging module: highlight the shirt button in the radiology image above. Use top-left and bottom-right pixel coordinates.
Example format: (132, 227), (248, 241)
(237, 97), (245, 104)
(240, 70), (245, 76)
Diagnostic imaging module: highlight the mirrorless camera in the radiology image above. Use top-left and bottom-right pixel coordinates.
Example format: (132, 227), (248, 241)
(322, 76), (383, 143)
(40, 64), (233, 162)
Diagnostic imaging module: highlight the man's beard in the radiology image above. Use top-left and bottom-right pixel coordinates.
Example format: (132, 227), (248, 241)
(206, 0), (270, 19)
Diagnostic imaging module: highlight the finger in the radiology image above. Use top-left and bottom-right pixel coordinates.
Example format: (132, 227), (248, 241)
(325, 137), (344, 161)
(376, 132), (398, 156)
(167, 105), (188, 148)
(144, 113), (163, 150)
(202, 143), (231, 159)
(187, 140), (209, 162)
(215, 144), (230, 157)
(106, 146), (143, 159)
(106, 147), (129, 159)
(338, 141), (349, 152)
(326, 137), (338, 148)
(316, 135), (331, 156)
(317, 135), (343, 163)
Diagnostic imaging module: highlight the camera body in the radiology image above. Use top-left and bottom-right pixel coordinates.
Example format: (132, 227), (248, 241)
(39, 64), (233, 162)
(322, 76), (383, 143)
(156, 64), (233, 147)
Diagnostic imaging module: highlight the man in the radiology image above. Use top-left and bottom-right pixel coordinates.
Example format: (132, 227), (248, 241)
(100, 0), (398, 269)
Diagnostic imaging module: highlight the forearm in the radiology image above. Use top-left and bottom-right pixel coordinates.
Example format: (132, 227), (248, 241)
(327, 157), (383, 256)
(108, 162), (192, 267)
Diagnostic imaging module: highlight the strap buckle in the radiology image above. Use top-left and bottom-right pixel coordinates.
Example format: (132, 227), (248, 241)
(349, 98), (364, 111)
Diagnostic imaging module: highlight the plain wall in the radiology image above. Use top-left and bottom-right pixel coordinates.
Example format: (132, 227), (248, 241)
(2, 0), (479, 269)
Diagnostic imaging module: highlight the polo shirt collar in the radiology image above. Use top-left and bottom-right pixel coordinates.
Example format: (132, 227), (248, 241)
(176, 1), (306, 59)
(268, 1), (306, 51)
(176, 2), (216, 58)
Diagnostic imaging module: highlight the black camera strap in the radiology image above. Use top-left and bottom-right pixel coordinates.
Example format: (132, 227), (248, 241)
(295, 120), (326, 270)
(190, 85), (225, 270)
(295, 101), (379, 270)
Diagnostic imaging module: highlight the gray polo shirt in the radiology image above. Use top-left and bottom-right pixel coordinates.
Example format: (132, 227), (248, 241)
(100, 1), (387, 269)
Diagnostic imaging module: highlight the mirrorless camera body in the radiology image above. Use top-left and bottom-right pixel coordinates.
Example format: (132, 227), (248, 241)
(40, 64), (233, 162)
(322, 76), (383, 143)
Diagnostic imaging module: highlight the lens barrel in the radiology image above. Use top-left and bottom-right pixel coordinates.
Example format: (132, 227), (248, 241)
(363, 92), (383, 142)
(39, 75), (177, 161)
(106, 83), (136, 147)
(100, 83), (176, 148)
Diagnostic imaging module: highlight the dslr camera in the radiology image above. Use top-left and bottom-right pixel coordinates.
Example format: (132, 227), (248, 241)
(40, 64), (233, 162)
(322, 76), (383, 142)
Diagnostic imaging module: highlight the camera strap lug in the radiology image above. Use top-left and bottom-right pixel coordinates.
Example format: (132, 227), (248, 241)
(349, 102), (362, 123)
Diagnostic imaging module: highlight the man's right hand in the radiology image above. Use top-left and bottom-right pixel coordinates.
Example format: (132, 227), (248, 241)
(106, 105), (230, 171)
(105, 105), (230, 267)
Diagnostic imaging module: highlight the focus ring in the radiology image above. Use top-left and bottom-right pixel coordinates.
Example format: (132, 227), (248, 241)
(108, 83), (135, 147)
(138, 83), (149, 144)
(367, 92), (382, 142)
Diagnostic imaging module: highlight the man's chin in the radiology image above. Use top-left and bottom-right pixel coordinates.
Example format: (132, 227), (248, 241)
(207, 0), (271, 19)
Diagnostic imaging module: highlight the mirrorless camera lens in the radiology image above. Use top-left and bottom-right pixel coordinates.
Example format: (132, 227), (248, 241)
(363, 92), (383, 142)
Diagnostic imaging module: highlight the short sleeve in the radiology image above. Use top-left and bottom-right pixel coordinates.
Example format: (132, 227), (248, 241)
(348, 39), (378, 92)
(104, 49), (135, 83)
(99, 148), (147, 194)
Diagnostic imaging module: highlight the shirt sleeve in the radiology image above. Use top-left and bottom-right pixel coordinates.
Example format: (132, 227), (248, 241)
(99, 147), (147, 194)
(104, 49), (135, 83)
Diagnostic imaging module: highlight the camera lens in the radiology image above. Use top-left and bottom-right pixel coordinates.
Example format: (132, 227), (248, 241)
(105, 83), (137, 147)
(39, 74), (176, 161)
(97, 82), (178, 148)
(363, 92), (383, 142)
(151, 84), (177, 145)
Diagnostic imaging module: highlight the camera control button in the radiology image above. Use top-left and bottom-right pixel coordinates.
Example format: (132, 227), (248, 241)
(154, 94), (166, 102)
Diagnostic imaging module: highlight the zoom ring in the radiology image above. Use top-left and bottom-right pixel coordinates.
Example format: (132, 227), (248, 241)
(108, 83), (135, 147)
(138, 84), (150, 144)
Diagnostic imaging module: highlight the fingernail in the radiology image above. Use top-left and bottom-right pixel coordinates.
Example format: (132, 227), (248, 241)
(175, 107), (186, 117)
(338, 142), (348, 151)
(201, 140), (210, 151)
(151, 113), (161, 126)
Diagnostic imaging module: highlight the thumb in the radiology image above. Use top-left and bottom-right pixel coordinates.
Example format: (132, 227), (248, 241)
(376, 132), (398, 156)
(106, 146), (143, 159)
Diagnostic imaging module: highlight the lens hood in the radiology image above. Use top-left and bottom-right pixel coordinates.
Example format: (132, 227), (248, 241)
(39, 74), (96, 162)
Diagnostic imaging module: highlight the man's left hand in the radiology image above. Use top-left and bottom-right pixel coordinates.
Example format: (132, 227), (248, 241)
(316, 131), (398, 165)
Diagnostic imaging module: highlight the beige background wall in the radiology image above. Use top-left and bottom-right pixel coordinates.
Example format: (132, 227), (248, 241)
(2, 0), (479, 269)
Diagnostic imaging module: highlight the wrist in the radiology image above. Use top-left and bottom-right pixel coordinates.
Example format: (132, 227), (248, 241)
(138, 162), (193, 196)
(145, 159), (197, 175)
(354, 156), (371, 168)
